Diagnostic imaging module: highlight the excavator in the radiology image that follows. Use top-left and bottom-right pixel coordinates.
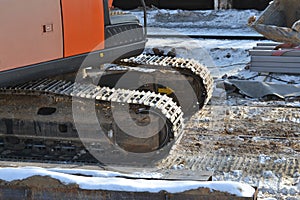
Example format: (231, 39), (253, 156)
(0, 0), (213, 166)
(249, 0), (300, 45)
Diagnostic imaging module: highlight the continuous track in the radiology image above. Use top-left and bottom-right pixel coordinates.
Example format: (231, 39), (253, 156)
(0, 54), (213, 166)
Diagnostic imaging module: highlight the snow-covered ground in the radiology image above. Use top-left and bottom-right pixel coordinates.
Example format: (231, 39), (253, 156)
(129, 7), (300, 85)
(131, 8), (262, 36)
(0, 167), (255, 197)
(145, 36), (260, 77)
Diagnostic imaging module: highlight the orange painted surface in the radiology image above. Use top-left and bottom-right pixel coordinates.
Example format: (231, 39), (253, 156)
(0, 0), (63, 71)
(61, 0), (105, 57)
(108, 0), (113, 8)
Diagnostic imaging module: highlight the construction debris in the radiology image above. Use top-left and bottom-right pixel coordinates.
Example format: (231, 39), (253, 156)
(224, 79), (300, 99)
(250, 43), (300, 74)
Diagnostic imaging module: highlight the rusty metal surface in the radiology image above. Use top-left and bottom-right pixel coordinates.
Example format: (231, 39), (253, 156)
(250, 0), (300, 44)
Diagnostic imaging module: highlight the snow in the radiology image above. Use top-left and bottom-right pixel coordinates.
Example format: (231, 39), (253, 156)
(232, 170), (243, 177)
(0, 167), (256, 197)
(146, 37), (261, 78)
(273, 157), (287, 164)
(171, 164), (185, 170)
(131, 8), (262, 36)
(49, 168), (163, 179)
(127, 7), (264, 79)
(262, 171), (275, 179)
(259, 154), (271, 164)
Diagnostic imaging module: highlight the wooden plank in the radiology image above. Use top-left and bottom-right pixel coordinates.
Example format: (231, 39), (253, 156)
(249, 50), (300, 56)
(251, 61), (300, 68)
(252, 56), (300, 63)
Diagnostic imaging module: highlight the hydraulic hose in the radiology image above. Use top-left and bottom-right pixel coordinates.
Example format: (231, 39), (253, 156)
(139, 0), (147, 36)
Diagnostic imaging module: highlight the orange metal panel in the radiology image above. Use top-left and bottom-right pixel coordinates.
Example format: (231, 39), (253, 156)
(0, 0), (63, 71)
(61, 0), (105, 57)
(109, 0), (114, 8)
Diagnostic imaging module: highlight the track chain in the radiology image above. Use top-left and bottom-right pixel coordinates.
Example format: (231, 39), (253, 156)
(0, 54), (213, 164)
(120, 54), (214, 105)
(3, 78), (184, 138)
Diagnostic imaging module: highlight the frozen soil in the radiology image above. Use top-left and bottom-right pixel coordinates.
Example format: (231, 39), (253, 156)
(158, 104), (300, 199)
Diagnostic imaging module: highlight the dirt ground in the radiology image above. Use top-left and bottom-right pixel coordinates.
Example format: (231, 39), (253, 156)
(158, 99), (300, 199)
(0, 99), (298, 199)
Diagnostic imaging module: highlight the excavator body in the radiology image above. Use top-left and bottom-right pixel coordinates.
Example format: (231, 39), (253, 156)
(0, 0), (146, 87)
(0, 0), (213, 166)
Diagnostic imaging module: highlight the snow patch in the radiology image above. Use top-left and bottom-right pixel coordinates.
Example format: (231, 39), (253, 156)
(259, 154), (271, 164)
(274, 157), (287, 164)
(262, 171), (275, 179)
